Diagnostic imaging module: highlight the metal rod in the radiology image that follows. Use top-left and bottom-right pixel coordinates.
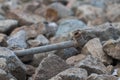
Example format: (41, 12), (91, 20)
(14, 40), (76, 56)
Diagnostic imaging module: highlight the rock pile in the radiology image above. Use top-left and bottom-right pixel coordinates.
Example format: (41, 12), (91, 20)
(0, 0), (120, 80)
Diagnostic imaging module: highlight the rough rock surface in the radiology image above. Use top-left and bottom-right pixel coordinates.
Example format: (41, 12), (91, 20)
(50, 68), (88, 80)
(75, 55), (107, 75)
(103, 38), (120, 60)
(82, 38), (112, 65)
(33, 53), (69, 80)
(0, 47), (26, 80)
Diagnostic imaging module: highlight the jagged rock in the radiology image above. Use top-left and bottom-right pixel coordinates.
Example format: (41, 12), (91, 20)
(87, 74), (118, 80)
(33, 53), (69, 80)
(56, 19), (87, 37)
(75, 55), (107, 75)
(0, 47), (26, 80)
(103, 38), (120, 60)
(75, 5), (106, 26)
(82, 38), (112, 65)
(49, 68), (88, 80)
(66, 54), (86, 66)
(0, 19), (18, 33)
(0, 33), (7, 47)
(45, 2), (73, 21)
(7, 30), (27, 50)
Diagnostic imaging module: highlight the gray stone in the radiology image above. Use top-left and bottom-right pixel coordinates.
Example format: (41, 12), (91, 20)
(56, 19), (87, 37)
(75, 55), (107, 75)
(82, 38), (112, 65)
(33, 53), (69, 80)
(87, 74), (118, 80)
(7, 30), (27, 50)
(36, 34), (49, 45)
(103, 38), (120, 60)
(0, 19), (18, 33)
(49, 68), (88, 80)
(0, 47), (26, 80)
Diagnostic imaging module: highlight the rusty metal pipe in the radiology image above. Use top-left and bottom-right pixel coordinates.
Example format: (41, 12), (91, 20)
(14, 40), (77, 56)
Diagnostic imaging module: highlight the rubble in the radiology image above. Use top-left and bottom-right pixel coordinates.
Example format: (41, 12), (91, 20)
(0, 0), (120, 80)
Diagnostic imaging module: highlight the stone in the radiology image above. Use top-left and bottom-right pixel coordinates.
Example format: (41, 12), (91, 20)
(26, 65), (35, 76)
(0, 69), (17, 80)
(87, 74), (118, 80)
(27, 39), (41, 47)
(33, 53), (69, 80)
(66, 54), (86, 66)
(103, 38), (120, 60)
(0, 47), (26, 80)
(11, 22), (46, 39)
(7, 30), (27, 50)
(49, 68), (88, 80)
(30, 51), (55, 67)
(75, 5), (106, 26)
(106, 4), (120, 22)
(7, 9), (45, 25)
(0, 33), (7, 47)
(75, 55), (107, 75)
(56, 19), (87, 37)
(0, 19), (18, 33)
(82, 38), (112, 65)
(35, 34), (49, 45)
(45, 2), (73, 21)
(55, 47), (79, 59)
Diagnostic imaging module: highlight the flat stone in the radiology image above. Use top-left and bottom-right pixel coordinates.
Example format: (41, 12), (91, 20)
(49, 68), (88, 80)
(75, 55), (107, 75)
(82, 38), (112, 65)
(33, 53), (69, 80)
